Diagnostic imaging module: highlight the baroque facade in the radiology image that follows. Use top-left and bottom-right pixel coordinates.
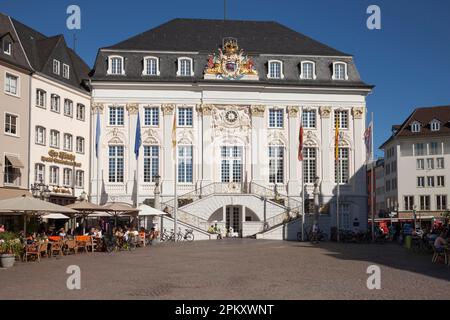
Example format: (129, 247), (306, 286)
(90, 19), (373, 238)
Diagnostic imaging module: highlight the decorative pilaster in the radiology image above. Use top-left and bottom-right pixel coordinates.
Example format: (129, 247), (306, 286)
(250, 105), (265, 117)
(126, 103), (139, 115)
(162, 104), (175, 115)
(287, 106), (299, 118)
(162, 103), (176, 196)
(352, 107), (364, 119)
(250, 105), (266, 184)
(198, 104), (214, 187)
(319, 106), (331, 118)
(287, 106), (300, 196)
(91, 103), (104, 114)
(196, 104), (213, 116)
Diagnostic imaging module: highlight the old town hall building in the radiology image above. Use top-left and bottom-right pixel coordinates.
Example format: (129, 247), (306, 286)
(90, 19), (373, 239)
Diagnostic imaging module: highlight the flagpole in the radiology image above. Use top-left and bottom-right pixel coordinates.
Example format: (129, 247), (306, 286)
(172, 113), (177, 242)
(371, 112), (375, 243)
(95, 109), (101, 206)
(335, 118), (340, 242)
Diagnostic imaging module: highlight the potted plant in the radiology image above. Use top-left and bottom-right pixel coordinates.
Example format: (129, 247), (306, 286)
(0, 232), (23, 268)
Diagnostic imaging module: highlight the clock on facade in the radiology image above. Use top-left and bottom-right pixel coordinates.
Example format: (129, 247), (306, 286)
(225, 110), (238, 124)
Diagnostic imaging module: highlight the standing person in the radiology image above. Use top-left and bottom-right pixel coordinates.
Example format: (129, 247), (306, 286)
(311, 223), (319, 244)
(434, 231), (447, 252)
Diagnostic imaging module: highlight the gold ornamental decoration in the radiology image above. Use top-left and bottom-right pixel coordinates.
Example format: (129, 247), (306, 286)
(41, 150), (82, 168)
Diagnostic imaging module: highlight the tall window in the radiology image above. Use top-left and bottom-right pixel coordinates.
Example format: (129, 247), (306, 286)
(426, 158), (434, 170)
(49, 166), (59, 185)
(53, 60), (60, 75)
(269, 146), (284, 184)
(50, 130), (60, 148)
(303, 148), (317, 184)
(419, 195), (430, 211)
(144, 57), (159, 75)
(334, 110), (349, 129)
(35, 164), (45, 183)
(64, 99), (73, 117)
(35, 126), (46, 145)
(36, 89), (46, 108)
(302, 110), (316, 128)
(268, 61), (283, 79)
(4, 113), (18, 135)
(63, 64), (70, 79)
(417, 176), (425, 188)
(301, 61), (315, 80)
(437, 158), (445, 169)
(143, 146), (159, 183)
(436, 195), (447, 210)
(178, 58), (193, 76)
(76, 104), (85, 121)
(51, 94), (60, 113)
(178, 146), (193, 183)
(75, 170), (84, 188)
(109, 56), (124, 75)
(5, 73), (18, 95)
(404, 196), (414, 211)
(414, 143), (425, 156)
(335, 148), (349, 184)
(109, 146), (124, 183)
(221, 146), (242, 183)
(416, 159), (424, 170)
(268, 109), (283, 128)
(63, 134), (73, 151)
(76, 137), (85, 154)
(109, 106), (124, 125)
(429, 142), (439, 155)
(144, 107), (159, 126)
(3, 157), (20, 185)
(63, 168), (72, 186)
(437, 176), (445, 187)
(333, 62), (347, 80)
(178, 107), (193, 126)
(427, 176), (435, 187)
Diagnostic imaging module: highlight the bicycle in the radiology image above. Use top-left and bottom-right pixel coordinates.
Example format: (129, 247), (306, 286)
(176, 228), (194, 242)
(161, 228), (175, 242)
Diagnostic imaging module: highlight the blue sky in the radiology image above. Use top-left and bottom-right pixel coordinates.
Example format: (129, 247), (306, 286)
(2, 0), (450, 157)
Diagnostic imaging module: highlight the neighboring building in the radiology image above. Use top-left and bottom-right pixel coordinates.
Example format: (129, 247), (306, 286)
(380, 105), (450, 222)
(366, 158), (385, 218)
(2, 14), (91, 206)
(0, 13), (32, 199)
(90, 18), (373, 238)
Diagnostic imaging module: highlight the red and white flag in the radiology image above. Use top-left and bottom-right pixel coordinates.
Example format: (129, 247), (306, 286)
(298, 126), (304, 161)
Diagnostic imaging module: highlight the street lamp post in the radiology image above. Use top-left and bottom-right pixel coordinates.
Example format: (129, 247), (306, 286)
(153, 174), (161, 210)
(30, 179), (51, 201)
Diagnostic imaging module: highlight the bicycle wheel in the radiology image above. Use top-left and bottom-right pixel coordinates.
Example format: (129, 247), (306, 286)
(185, 233), (194, 242)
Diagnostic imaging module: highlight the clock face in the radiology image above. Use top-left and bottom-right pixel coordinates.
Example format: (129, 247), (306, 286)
(225, 110), (238, 123)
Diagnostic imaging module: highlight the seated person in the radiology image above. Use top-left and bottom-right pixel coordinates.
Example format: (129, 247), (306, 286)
(58, 228), (67, 238)
(208, 225), (215, 234)
(434, 232), (448, 252)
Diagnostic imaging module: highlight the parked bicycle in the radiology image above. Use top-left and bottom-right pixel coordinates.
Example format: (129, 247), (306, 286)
(161, 228), (175, 242)
(177, 228), (194, 242)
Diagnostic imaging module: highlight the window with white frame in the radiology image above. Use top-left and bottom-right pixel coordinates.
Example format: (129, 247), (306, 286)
(437, 158), (444, 169)
(5, 73), (18, 95)
(427, 176), (435, 187)
(414, 143), (425, 156)
(53, 60), (60, 75)
(303, 147), (317, 184)
(35, 164), (45, 183)
(143, 145), (159, 183)
(63, 64), (70, 79)
(64, 99), (73, 117)
(332, 62), (347, 80)
(178, 107), (193, 126)
(429, 142), (439, 155)
(109, 106), (124, 126)
(4, 113), (18, 135)
(108, 145), (124, 183)
(35, 126), (46, 145)
(436, 195), (447, 210)
(430, 120), (441, 131)
(63, 168), (72, 186)
(269, 146), (284, 184)
(144, 107), (159, 126)
(426, 158), (434, 170)
(335, 147), (349, 184)
(334, 110), (349, 129)
(416, 159), (424, 170)
(437, 176), (445, 187)
(63, 133), (73, 151)
(268, 108), (283, 128)
(76, 136), (85, 154)
(75, 170), (84, 188)
(178, 145), (193, 183)
(302, 110), (316, 128)
(76, 104), (85, 121)
(50, 130), (60, 148)
(49, 166), (59, 185)
(221, 146), (242, 183)
(411, 122), (421, 133)
(268, 60), (283, 79)
(36, 89), (46, 108)
(420, 195), (430, 211)
(404, 196), (414, 211)
(143, 57), (159, 76)
(3, 157), (20, 185)
(108, 56), (124, 75)
(50, 94), (60, 113)
(3, 39), (11, 55)
(177, 57), (193, 76)
(300, 61), (316, 80)
(417, 176), (425, 188)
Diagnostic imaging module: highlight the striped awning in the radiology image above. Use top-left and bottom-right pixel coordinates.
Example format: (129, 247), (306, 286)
(5, 155), (24, 168)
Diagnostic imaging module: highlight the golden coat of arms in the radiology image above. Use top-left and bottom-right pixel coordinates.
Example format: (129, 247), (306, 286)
(204, 38), (258, 80)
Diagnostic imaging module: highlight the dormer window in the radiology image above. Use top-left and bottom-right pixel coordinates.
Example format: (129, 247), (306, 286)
(143, 56), (160, 76)
(300, 61), (316, 80)
(177, 57), (193, 76)
(3, 39), (12, 55)
(108, 56), (125, 75)
(332, 62), (348, 80)
(267, 60), (283, 79)
(63, 64), (70, 79)
(53, 60), (60, 75)
(430, 119), (441, 132)
(411, 121), (421, 133)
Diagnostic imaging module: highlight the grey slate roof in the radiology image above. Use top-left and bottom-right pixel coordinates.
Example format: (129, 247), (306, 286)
(5, 14), (90, 93)
(92, 18), (372, 89)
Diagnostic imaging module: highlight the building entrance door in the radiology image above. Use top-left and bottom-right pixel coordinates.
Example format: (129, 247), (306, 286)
(226, 206), (241, 236)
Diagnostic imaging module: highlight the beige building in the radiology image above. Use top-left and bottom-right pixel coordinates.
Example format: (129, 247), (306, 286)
(381, 105), (450, 222)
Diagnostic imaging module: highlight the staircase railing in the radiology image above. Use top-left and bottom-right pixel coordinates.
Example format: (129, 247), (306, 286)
(249, 182), (302, 209)
(162, 202), (210, 230)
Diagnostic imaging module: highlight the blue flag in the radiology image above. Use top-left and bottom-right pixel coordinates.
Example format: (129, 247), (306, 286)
(134, 112), (142, 159)
(95, 110), (100, 158)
